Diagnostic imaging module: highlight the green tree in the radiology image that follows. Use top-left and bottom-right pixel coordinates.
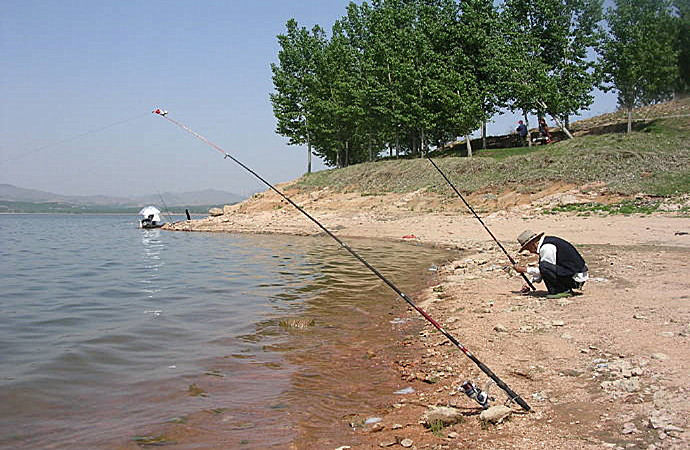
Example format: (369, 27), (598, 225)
(308, 21), (367, 167)
(675, 0), (690, 94)
(270, 19), (327, 173)
(501, 0), (604, 141)
(546, 0), (604, 128)
(601, 0), (679, 132)
(501, 0), (556, 144)
(459, 0), (510, 149)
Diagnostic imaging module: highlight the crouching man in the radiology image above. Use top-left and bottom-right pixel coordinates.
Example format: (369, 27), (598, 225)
(513, 230), (588, 299)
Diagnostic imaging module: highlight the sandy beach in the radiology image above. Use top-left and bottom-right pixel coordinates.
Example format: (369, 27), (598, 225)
(166, 183), (690, 449)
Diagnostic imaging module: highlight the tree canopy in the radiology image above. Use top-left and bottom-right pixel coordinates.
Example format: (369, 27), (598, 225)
(601, 0), (680, 131)
(271, 0), (681, 167)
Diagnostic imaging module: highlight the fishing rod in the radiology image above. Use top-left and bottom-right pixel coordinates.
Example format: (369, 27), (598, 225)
(425, 156), (536, 291)
(152, 108), (531, 412)
(156, 190), (174, 224)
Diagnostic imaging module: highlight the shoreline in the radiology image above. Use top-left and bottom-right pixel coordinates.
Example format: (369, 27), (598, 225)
(162, 186), (690, 449)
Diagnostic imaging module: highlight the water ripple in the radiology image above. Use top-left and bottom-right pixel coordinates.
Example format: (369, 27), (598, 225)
(0, 214), (451, 448)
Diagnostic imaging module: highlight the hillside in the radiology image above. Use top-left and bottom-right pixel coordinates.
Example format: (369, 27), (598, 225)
(294, 97), (690, 200)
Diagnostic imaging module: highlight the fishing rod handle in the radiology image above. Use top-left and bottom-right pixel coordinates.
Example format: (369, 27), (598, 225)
(471, 355), (531, 411)
(443, 331), (531, 412)
(521, 273), (536, 291)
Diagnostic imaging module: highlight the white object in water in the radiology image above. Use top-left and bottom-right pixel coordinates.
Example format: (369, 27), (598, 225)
(139, 205), (161, 223)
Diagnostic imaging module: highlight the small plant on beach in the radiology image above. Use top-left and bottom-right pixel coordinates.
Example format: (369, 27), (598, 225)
(543, 199), (663, 215)
(429, 420), (446, 437)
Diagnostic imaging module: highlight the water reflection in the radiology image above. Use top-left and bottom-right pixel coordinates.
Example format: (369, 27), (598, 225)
(140, 229), (164, 298)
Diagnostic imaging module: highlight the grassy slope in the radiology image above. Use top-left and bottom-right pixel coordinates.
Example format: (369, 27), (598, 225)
(295, 114), (690, 198)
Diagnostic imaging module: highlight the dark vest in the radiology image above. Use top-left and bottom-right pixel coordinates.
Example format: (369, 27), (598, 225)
(541, 236), (587, 276)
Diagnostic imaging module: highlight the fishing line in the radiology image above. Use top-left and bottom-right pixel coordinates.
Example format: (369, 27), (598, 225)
(153, 108), (531, 412)
(0, 112), (149, 165)
(156, 190), (174, 223)
(426, 156), (537, 291)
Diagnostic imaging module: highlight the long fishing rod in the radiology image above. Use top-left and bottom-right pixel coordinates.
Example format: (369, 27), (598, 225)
(152, 108), (531, 412)
(426, 156), (536, 291)
(156, 190), (174, 223)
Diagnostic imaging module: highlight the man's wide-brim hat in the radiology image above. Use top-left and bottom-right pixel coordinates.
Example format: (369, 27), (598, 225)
(517, 229), (544, 252)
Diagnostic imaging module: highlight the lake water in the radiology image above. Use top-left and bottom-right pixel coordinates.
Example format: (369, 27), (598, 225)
(0, 214), (451, 448)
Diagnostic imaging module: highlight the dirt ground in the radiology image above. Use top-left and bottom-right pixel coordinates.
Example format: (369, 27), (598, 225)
(166, 183), (690, 449)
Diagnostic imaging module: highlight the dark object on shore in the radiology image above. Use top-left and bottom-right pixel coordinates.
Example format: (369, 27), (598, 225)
(461, 380), (492, 409)
(185, 209), (191, 220)
(426, 156), (536, 292)
(153, 109), (532, 412)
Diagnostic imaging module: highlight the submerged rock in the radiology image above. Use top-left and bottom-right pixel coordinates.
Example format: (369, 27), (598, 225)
(278, 318), (315, 329)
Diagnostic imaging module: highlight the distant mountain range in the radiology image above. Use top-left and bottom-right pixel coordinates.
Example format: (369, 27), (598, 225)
(0, 184), (246, 213)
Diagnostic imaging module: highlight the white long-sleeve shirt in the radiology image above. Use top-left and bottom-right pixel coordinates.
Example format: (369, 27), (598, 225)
(526, 236), (588, 283)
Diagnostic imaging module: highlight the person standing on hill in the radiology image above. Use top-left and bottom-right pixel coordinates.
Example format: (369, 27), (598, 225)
(512, 230), (588, 299)
(516, 120), (528, 145)
(538, 117), (552, 143)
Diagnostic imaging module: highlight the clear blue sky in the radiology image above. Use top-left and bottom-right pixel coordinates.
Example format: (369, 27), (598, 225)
(0, 0), (617, 197)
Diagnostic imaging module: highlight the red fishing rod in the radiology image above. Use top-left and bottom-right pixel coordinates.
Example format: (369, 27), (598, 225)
(426, 156), (536, 291)
(153, 108), (531, 412)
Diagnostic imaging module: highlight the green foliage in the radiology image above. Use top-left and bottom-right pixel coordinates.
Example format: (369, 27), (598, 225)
(601, 0), (680, 112)
(270, 20), (327, 171)
(429, 419), (446, 437)
(271, 0), (683, 168)
(271, 0), (492, 166)
(500, 0), (604, 123)
(674, 0), (690, 93)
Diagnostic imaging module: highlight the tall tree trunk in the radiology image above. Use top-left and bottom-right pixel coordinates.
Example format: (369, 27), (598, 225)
(524, 111), (532, 147)
(307, 141), (312, 174)
(482, 121), (487, 150)
(368, 135), (373, 162)
(627, 107), (632, 133)
(465, 135), (473, 157)
(395, 134), (400, 158)
(305, 116), (312, 174)
(345, 141), (350, 167)
(537, 101), (573, 139)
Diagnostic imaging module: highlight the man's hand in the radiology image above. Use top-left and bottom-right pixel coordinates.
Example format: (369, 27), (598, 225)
(513, 264), (527, 274)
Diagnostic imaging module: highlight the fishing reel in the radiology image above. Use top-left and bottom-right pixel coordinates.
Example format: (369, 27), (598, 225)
(459, 380), (494, 409)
